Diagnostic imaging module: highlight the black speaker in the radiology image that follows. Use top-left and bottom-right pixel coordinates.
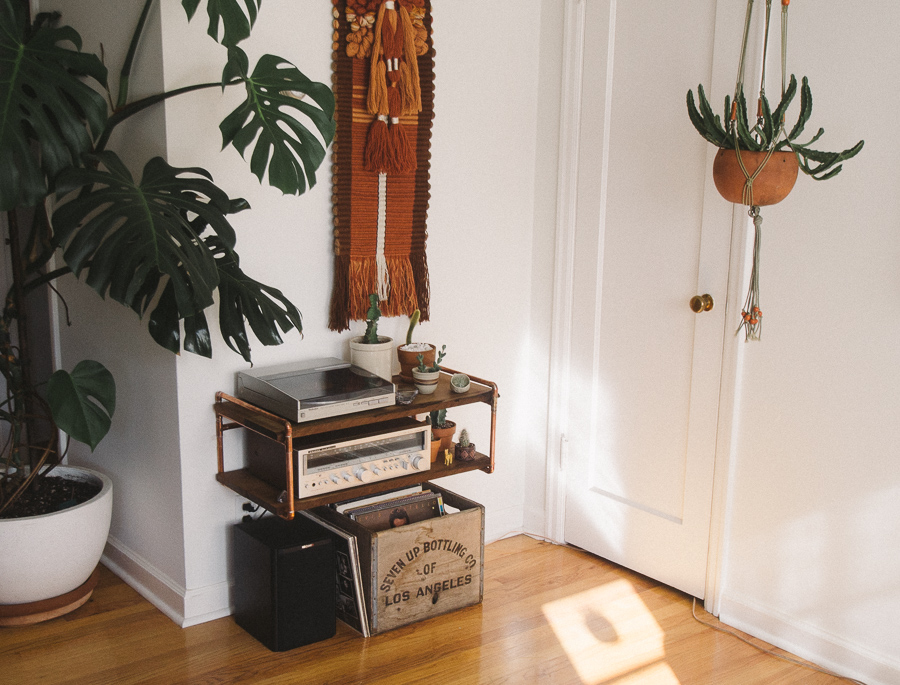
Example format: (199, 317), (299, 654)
(233, 514), (336, 651)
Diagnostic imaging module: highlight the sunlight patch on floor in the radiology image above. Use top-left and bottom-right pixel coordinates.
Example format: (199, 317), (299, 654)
(542, 579), (680, 685)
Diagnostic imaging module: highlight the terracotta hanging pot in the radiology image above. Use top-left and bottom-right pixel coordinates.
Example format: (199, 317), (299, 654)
(712, 148), (799, 206)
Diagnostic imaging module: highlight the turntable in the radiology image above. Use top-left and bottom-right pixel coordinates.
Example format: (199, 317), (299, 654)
(237, 358), (395, 423)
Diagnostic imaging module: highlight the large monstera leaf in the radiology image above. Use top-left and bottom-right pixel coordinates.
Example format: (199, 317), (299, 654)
(221, 47), (336, 196)
(0, 0), (108, 211)
(47, 360), (116, 451)
(52, 151), (235, 335)
(52, 151), (303, 361)
(182, 0), (261, 47)
(145, 235), (302, 362)
(208, 235), (302, 362)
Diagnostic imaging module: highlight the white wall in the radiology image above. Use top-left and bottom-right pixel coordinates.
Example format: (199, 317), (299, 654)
(50, 0), (540, 625)
(716, 2), (900, 682)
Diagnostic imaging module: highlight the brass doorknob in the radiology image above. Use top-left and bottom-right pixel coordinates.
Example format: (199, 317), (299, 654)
(690, 294), (714, 313)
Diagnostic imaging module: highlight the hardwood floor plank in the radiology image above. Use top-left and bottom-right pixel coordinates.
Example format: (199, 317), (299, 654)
(0, 535), (854, 685)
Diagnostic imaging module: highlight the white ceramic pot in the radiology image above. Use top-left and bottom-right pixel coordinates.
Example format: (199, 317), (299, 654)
(412, 368), (440, 395)
(349, 336), (394, 382)
(0, 466), (113, 604)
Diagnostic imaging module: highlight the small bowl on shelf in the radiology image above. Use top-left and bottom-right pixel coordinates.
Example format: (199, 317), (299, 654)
(450, 373), (470, 394)
(395, 389), (418, 405)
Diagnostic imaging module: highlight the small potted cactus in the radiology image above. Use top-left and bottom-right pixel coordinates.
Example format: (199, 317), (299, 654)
(411, 345), (445, 395)
(429, 409), (456, 453)
(454, 429), (476, 462)
(349, 294), (394, 381)
(397, 309), (435, 382)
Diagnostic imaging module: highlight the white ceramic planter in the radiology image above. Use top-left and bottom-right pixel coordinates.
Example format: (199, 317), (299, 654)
(412, 368), (440, 394)
(0, 466), (113, 604)
(349, 336), (394, 382)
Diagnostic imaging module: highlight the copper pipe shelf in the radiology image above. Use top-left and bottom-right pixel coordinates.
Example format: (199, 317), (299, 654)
(214, 368), (499, 519)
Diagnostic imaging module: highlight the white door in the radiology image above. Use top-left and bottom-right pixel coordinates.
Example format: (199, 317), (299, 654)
(562, 0), (738, 599)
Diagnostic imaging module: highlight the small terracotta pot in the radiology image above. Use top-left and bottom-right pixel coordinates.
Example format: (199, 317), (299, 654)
(431, 421), (456, 454)
(398, 343), (435, 382)
(712, 148), (799, 206)
(430, 438), (441, 463)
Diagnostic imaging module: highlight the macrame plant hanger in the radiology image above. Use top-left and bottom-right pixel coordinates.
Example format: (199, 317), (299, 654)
(731, 0), (790, 341)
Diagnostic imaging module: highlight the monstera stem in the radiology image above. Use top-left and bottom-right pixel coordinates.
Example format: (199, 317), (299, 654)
(3, 209), (36, 468)
(116, 0), (156, 110)
(96, 80), (244, 154)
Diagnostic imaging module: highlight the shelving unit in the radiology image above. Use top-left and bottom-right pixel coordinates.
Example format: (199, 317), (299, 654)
(214, 367), (499, 519)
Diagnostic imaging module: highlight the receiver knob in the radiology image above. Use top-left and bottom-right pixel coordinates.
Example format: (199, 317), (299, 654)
(341, 471), (352, 482)
(354, 466), (373, 483)
(330, 474), (340, 484)
(371, 466), (382, 476)
(410, 456), (424, 470)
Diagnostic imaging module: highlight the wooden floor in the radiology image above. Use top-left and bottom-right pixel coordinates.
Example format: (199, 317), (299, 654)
(0, 535), (855, 685)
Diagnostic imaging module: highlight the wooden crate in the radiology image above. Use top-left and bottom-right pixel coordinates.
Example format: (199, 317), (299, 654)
(312, 483), (484, 634)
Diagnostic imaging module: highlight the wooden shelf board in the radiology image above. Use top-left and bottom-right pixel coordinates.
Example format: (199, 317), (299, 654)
(214, 374), (495, 442)
(217, 453), (492, 516)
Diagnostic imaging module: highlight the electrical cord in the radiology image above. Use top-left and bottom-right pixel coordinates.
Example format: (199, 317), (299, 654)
(691, 598), (867, 685)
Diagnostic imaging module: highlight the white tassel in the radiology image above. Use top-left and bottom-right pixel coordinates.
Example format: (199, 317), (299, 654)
(376, 172), (390, 301)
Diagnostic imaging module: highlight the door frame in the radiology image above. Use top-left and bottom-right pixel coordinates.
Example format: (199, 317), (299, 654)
(543, 0), (752, 614)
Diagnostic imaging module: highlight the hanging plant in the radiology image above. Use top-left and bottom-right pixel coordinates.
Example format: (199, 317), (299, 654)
(685, 0), (863, 341)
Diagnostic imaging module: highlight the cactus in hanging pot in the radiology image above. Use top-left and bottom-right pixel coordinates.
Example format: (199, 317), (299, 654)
(685, 0), (863, 342)
(687, 75), (864, 206)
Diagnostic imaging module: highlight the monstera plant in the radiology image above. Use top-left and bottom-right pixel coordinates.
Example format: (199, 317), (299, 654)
(0, 0), (335, 518)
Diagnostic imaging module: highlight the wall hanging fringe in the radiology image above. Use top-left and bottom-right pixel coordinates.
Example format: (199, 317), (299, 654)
(329, 0), (433, 331)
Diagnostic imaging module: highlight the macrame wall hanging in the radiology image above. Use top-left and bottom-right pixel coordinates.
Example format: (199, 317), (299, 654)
(687, 0), (863, 341)
(328, 0), (434, 331)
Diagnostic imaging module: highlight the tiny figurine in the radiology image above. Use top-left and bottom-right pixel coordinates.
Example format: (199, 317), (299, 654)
(444, 448), (453, 466)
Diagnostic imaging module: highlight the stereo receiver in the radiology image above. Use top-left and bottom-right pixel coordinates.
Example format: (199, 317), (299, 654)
(247, 418), (431, 499)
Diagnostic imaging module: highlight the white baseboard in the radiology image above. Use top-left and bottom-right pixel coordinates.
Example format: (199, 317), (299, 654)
(718, 595), (900, 685)
(102, 536), (232, 628)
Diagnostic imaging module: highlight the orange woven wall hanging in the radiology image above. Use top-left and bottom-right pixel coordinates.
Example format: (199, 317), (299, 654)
(328, 0), (434, 331)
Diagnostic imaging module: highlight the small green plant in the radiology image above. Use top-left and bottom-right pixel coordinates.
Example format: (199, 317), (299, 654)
(451, 373), (469, 388)
(458, 428), (470, 448)
(363, 293), (381, 344)
(429, 409), (448, 429)
(416, 344), (446, 372)
(405, 308), (420, 345)
(687, 75), (863, 180)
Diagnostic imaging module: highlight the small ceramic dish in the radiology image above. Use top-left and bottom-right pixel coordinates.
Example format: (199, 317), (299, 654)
(395, 389), (418, 405)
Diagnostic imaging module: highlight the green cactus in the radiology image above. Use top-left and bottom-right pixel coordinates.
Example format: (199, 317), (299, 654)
(363, 294), (381, 344)
(416, 344), (446, 372)
(687, 76), (863, 180)
(406, 309), (420, 345)
(458, 428), (470, 448)
(430, 409), (448, 428)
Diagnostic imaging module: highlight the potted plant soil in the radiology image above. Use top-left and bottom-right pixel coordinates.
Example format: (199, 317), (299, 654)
(349, 294), (394, 381)
(397, 309), (435, 382)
